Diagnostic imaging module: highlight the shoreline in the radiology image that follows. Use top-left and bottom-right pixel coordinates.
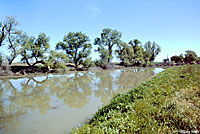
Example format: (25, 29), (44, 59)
(71, 64), (200, 133)
(1, 62), (195, 79)
(0, 65), (168, 79)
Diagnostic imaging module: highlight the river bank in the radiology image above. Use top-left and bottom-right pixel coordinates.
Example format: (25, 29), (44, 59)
(0, 63), (167, 79)
(71, 65), (200, 133)
(0, 67), (164, 134)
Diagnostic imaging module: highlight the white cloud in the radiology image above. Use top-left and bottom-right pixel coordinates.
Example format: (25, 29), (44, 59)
(86, 5), (101, 18)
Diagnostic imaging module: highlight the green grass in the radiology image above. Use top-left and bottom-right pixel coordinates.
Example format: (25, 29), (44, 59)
(71, 65), (200, 134)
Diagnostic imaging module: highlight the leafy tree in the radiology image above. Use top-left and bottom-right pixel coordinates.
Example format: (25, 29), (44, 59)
(81, 57), (95, 69)
(0, 18), (7, 46)
(20, 33), (50, 67)
(170, 54), (184, 63)
(5, 17), (22, 64)
(44, 50), (69, 69)
(184, 50), (198, 64)
(129, 39), (144, 65)
(116, 39), (160, 66)
(56, 32), (92, 70)
(115, 42), (134, 65)
(0, 16), (21, 64)
(95, 46), (110, 66)
(94, 28), (122, 64)
(143, 41), (161, 65)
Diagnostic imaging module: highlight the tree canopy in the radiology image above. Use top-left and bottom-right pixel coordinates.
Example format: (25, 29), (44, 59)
(94, 28), (122, 65)
(171, 54), (184, 63)
(56, 32), (92, 69)
(115, 42), (134, 65)
(20, 33), (50, 66)
(170, 50), (199, 65)
(0, 16), (21, 64)
(129, 39), (144, 65)
(0, 18), (7, 46)
(116, 39), (161, 66)
(143, 41), (161, 65)
(0, 16), (176, 71)
(44, 50), (69, 69)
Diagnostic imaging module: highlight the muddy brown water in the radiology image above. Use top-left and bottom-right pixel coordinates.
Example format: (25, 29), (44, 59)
(0, 68), (164, 134)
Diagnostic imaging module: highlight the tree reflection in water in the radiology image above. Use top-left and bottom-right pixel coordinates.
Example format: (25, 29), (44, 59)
(115, 68), (155, 92)
(94, 71), (117, 104)
(0, 75), (50, 133)
(94, 68), (155, 104)
(47, 72), (94, 108)
(0, 68), (157, 133)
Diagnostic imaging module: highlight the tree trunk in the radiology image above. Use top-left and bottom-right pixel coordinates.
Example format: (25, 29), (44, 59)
(0, 25), (6, 46)
(108, 48), (112, 64)
(8, 35), (17, 65)
(25, 58), (31, 67)
(74, 62), (78, 70)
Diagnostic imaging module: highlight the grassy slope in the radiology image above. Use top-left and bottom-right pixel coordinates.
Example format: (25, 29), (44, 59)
(71, 65), (200, 134)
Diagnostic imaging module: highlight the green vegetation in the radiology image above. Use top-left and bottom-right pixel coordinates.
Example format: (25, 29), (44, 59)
(184, 50), (199, 64)
(71, 65), (200, 133)
(0, 16), (21, 65)
(20, 33), (50, 67)
(170, 50), (200, 65)
(94, 28), (122, 65)
(0, 16), (163, 72)
(0, 16), (199, 73)
(44, 50), (68, 69)
(56, 32), (92, 70)
(143, 41), (161, 65)
(115, 42), (134, 66)
(116, 39), (161, 66)
(170, 54), (184, 64)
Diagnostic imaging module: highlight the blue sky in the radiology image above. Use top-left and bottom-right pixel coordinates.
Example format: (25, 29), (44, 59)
(0, 0), (200, 62)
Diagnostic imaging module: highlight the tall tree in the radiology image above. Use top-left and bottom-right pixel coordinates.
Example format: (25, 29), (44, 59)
(0, 18), (7, 46)
(0, 16), (21, 64)
(143, 41), (161, 65)
(20, 33), (50, 66)
(115, 42), (134, 65)
(129, 39), (144, 65)
(56, 32), (92, 70)
(94, 28), (122, 64)
(5, 17), (22, 64)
